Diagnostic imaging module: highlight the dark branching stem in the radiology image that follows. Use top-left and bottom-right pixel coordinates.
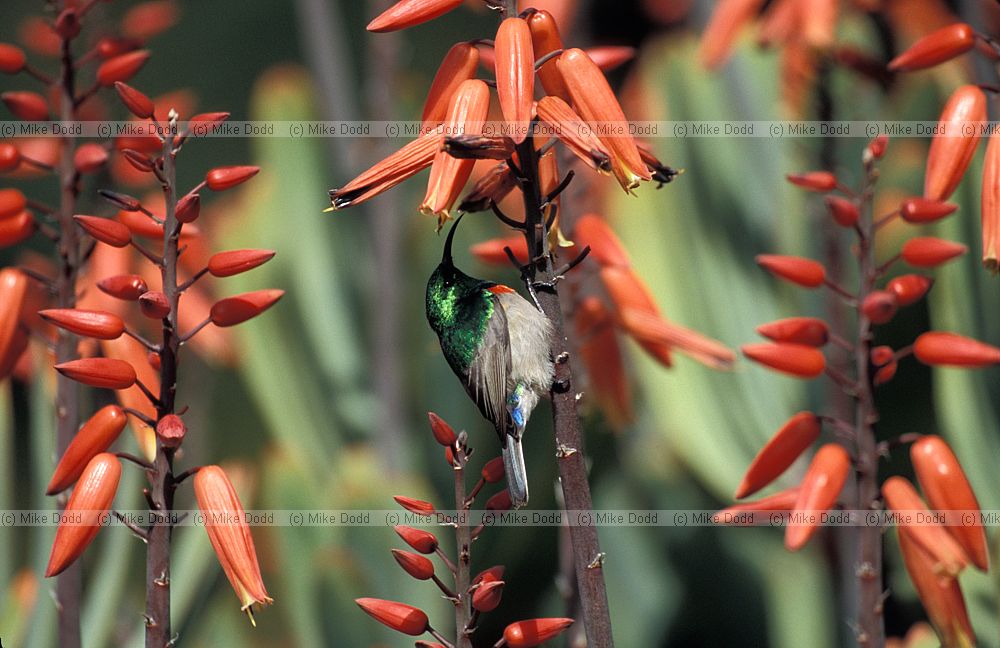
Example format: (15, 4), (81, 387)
(145, 120), (181, 648)
(852, 159), (884, 647)
(510, 133), (615, 646)
(453, 443), (473, 648)
(55, 27), (84, 648)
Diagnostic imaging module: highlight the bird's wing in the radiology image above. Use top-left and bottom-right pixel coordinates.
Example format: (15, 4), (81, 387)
(467, 292), (512, 438)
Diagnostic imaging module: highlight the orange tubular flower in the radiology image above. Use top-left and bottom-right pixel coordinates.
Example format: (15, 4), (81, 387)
(39, 309), (125, 340)
(0, 268), (28, 368)
(45, 453), (121, 577)
(924, 85), (986, 201)
(697, 0), (766, 69)
(897, 529), (976, 647)
(599, 267), (672, 366)
(536, 96), (612, 173)
(47, 405), (128, 495)
(911, 436), (988, 572)
(617, 307), (735, 369)
(882, 476), (968, 577)
(575, 296), (632, 430)
(557, 48), (651, 192)
(736, 412), (821, 499)
(527, 10), (571, 101)
(742, 343), (825, 378)
(503, 618), (575, 648)
(422, 43), (480, 127)
(982, 132), (1000, 272)
(785, 443), (850, 551)
(470, 234), (529, 265)
(889, 23), (976, 72)
(901, 237), (967, 268)
(329, 130), (439, 209)
(355, 598), (429, 636)
(194, 466), (272, 621)
(495, 18), (534, 145)
(572, 214), (629, 267)
(756, 317), (829, 347)
(713, 487), (800, 524)
(367, 0), (463, 32)
(755, 254), (826, 288)
(421, 79), (490, 222)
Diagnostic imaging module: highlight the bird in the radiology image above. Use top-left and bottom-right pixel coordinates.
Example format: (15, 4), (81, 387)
(426, 216), (554, 508)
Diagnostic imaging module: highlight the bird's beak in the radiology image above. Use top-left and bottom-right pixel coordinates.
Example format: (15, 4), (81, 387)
(442, 213), (464, 266)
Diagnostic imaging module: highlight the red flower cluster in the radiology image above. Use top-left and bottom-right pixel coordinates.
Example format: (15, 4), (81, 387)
(356, 412), (574, 647)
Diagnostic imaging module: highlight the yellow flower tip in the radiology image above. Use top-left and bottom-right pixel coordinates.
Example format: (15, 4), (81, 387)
(322, 205), (336, 213)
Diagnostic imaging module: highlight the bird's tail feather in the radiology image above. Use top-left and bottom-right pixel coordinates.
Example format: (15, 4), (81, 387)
(503, 435), (529, 509)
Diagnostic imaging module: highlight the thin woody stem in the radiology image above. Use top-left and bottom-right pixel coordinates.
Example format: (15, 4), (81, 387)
(514, 132), (614, 646)
(453, 445), (472, 648)
(54, 25), (84, 648)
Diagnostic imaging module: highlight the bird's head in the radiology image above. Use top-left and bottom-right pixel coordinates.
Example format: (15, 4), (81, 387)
(427, 215), (480, 328)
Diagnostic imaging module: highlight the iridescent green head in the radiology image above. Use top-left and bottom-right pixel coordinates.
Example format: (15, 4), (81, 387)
(426, 215), (486, 333)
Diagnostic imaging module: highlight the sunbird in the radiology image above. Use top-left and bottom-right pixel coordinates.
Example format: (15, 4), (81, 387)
(426, 216), (554, 508)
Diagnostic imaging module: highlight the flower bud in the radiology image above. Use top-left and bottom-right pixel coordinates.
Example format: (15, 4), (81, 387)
(901, 237), (966, 268)
(138, 291), (170, 319)
(741, 343), (825, 378)
(866, 135), (888, 161)
(495, 17), (534, 145)
(824, 195), (859, 227)
(0, 44), (26, 74)
(870, 345), (894, 367)
(366, 0), (463, 32)
(0, 189), (25, 218)
(99, 190), (143, 212)
(912, 435), (988, 571)
(96, 50), (151, 87)
(473, 565), (505, 584)
(924, 85), (986, 201)
(73, 144), (108, 174)
(39, 308), (125, 340)
(736, 412), (821, 499)
(121, 1), (180, 40)
(394, 495), (434, 516)
(206, 166), (260, 191)
(503, 618), (575, 647)
(982, 131), (1000, 272)
(97, 274), (148, 301)
(900, 198), (958, 224)
(861, 290), (898, 325)
(355, 597), (429, 635)
(422, 42), (480, 127)
(122, 148), (156, 173)
(472, 579), (504, 612)
(74, 215), (132, 248)
(391, 549), (434, 580)
(114, 82), (155, 119)
(0, 210), (33, 247)
(1, 91), (49, 121)
(886, 274), (933, 306)
(208, 249), (276, 278)
(482, 456), (505, 484)
(486, 490), (512, 511)
(913, 331), (1000, 368)
(0, 143), (19, 173)
(528, 10), (570, 100)
(458, 162), (517, 213)
(786, 171), (837, 192)
(756, 317), (829, 347)
(210, 289), (284, 327)
(427, 411), (456, 446)
(97, 37), (140, 59)
(882, 476), (968, 577)
(755, 254), (826, 288)
(888, 23), (976, 71)
(46, 454), (121, 577)
(175, 193), (200, 223)
(873, 360), (897, 386)
(155, 414), (185, 449)
(713, 487), (800, 524)
(53, 9), (80, 39)
(46, 406), (127, 495)
(55, 358), (137, 390)
(194, 466), (273, 620)
(785, 444), (850, 550)
(393, 525), (438, 553)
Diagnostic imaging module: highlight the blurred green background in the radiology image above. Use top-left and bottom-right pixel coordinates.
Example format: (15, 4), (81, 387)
(1, 0), (999, 646)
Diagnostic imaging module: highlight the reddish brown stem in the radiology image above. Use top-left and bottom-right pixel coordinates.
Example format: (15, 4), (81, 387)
(145, 119), (181, 648)
(514, 134), (614, 646)
(454, 445), (472, 648)
(54, 27), (84, 648)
